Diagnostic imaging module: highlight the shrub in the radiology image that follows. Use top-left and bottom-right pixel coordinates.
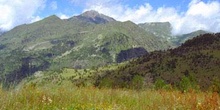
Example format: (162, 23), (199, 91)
(210, 77), (220, 93)
(154, 78), (169, 90)
(130, 75), (144, 90)
(178, 76), (198, 92)
(98, 78), (113, 88)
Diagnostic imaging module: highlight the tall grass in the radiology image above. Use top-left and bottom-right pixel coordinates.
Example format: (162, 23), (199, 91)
(0, 83), (219, 110)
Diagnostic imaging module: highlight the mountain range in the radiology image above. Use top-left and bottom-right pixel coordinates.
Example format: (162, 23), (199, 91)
(95, 33), (220, 91)
(0, 10), (211, 86)
(173, 30), (208, 45)
(21, 33), (220, 92)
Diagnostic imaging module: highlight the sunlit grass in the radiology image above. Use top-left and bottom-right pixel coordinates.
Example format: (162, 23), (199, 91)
(0, 83), (220, 110)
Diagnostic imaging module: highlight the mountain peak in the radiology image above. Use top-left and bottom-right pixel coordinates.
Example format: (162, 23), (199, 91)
(72, 10), (116, 24)
(46, 15), (60, 20)
(41, 15), (61, 23)
(34, 15), (62, 25)
(81, 10), (100, 18)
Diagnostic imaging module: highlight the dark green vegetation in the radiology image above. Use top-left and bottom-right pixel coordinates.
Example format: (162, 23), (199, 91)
(116, 47), (148, 63)
(95, 33), (220, 92)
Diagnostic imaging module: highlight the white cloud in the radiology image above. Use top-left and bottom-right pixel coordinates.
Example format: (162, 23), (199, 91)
(0, 0), (45, 31)
(58, 14), (70, 19)
(30, 16), (42, 23)
(187, 0), (220, 18)
(50, 1), (57, 10)
(83, 0), (220, 35)
(171, 0), (220, 34)
(1, 0), (219, 35)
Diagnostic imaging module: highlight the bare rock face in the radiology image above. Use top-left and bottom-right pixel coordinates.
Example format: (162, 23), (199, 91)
(116, 47), (148, 63)
(75, 10), (116, 24)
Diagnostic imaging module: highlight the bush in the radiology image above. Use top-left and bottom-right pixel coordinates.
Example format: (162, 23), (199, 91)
(210, 77), (220, 93)
(98, 78), (113, 88)
(178, 76), (198, 92)
(154, 78), (170, 90)
(131, 75), (144, 90)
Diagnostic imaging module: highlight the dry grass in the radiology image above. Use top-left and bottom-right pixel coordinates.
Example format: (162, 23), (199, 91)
(0, 84), (219, 110)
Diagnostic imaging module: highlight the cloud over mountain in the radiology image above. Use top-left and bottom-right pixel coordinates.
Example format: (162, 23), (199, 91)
(83, 0), (220, 35)
(0, 0), (45, 31)
(0, 0), (219, 35)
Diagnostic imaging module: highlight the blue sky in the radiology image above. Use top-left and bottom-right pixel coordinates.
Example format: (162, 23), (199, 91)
(39, 0), (209, 17)
(40, 0), (192, 17)
(0, 0), (219, 34)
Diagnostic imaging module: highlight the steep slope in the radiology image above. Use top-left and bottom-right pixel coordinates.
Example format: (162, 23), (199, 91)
(0, 11), (172, 86)
(172, 30), (208, 45)
(139, 22), (172, 40)
(49, 21), (171, 69)
(138, 22), (176, 48)
(95, 33), (220, 90)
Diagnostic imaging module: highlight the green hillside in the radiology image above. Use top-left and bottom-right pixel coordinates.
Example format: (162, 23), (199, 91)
(0, 10), (172, 86)
(172, 30), (208, 45)
(95, 33), (220, 91)
(139, 22), (172, 40)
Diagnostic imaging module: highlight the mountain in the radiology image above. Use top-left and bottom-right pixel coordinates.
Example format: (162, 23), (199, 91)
(70, 10), (116, 24)
(139, 22), (172, 40)
(172, 30), (208, 45)
(0, 11), (172, 86)
(95, 33), (220, 91)
(138, 22), (175, 47)
(138, 22), (209, 47)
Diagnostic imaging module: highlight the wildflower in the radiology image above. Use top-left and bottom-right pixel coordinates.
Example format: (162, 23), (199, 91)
(42, 95), (46, 103)
(48, 97), (52, 103)
(41, 95), (53, 105)
(197, 102), (202, 108)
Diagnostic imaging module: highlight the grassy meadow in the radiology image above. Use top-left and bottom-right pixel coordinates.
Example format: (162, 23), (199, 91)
(0, 62), (219, 110)
(0, 83), (220, 110)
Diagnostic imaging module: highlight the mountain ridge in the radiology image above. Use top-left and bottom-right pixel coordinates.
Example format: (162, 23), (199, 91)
(0, 10), (173, 86)
(173, 30), (208, 45)
(0, 10), (217, 88)
(95, 33), (220, 90)
(68, 10), (116, 24)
